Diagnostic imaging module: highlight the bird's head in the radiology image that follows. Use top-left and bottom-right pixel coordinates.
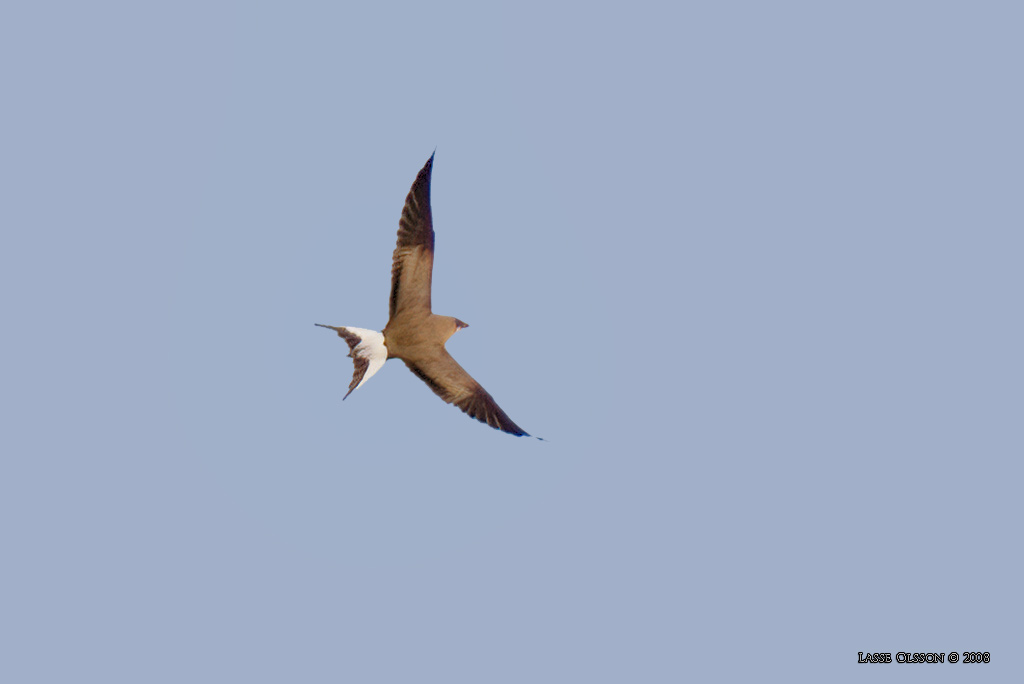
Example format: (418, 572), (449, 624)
(438, 316), (469, 344)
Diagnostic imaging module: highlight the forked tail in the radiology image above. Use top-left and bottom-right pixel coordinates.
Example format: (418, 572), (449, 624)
(315, 324), (388, 399)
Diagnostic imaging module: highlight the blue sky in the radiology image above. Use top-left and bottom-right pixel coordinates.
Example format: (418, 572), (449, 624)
(3, 2), (1022, 681)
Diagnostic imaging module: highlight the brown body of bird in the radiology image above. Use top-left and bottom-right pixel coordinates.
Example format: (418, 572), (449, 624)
(316, 154), (532, 437)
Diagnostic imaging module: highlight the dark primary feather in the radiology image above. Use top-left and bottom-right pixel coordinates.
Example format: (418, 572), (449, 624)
(389, 154), (435, 319)
(404, 350), (530, 437)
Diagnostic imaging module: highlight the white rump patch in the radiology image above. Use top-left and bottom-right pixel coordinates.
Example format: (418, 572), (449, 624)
(344, 327), (388, 395)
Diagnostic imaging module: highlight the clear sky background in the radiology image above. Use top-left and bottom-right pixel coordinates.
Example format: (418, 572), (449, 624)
(3, 2), (1021, 682)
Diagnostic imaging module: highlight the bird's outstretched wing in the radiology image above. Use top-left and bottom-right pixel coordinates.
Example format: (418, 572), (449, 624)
(404, 349), (530, 437)
(389, 154), (435, 319)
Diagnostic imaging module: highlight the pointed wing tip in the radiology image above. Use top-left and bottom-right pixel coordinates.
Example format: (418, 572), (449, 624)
(502, 427), (544, 440)
(498, 422), (532, 438)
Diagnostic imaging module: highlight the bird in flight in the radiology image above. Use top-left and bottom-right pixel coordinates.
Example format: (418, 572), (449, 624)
(317, 154), (533, 437)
